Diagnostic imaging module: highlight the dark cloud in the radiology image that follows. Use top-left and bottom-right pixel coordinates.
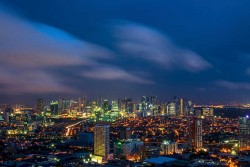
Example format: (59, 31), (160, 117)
(1, 0), (250, 104)
(113, 21), (211, 72)
(0, 5), (154, 97)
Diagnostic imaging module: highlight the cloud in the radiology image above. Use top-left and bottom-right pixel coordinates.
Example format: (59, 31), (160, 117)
(0, 8), (112, 68)
(0, 6), (153, 95)
(113, 21), (211, 72)
(216, 80), (250, 90)
(0, 69), (75, 94)
(82, 66), (154, 84)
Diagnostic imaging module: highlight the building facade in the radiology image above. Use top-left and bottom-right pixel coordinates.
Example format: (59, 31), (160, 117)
(239, 116), (250, 151)
(94, 124), (110, 162)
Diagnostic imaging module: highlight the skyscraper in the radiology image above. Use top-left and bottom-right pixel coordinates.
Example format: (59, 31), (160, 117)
(78, 97), (82, 112)
(35, 98), (44, 114)
(103, 99), (109, 112)
(118, 127), (131, 140)
(179, 98), (184, 116)
(94, 124), (110, 162)
(167, 102), (176, 116)
(189, 117), (203, 150)
(239, 116), (250, 151)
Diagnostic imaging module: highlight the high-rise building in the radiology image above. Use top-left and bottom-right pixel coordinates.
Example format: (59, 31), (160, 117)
(4, 107), (12, 123)
(103, 99), (109, 112)
(189, 117), (203, 150)
(239, 116), (250, 151)
(140, 96), (149, 116)
(150, 96), (157, 105)
(179, 98), (184, 116)
(160, 141), (178, 155)
(167, 102), (176, 116)
(118, 127), (131, 140)
(35, 98), (44, 114)
(202, 108), (214, 117)
(111, 100), (119, 112)
(50, 101), (59, 115)
(114, 139), (144, 161)
(78, 97), (82, 112)
(94, 124), (110, 162)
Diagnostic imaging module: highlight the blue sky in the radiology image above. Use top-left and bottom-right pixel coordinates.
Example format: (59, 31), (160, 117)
(1, 0), (250, 104)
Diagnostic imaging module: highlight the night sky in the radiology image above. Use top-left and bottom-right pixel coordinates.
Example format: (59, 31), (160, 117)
(1, 0), (250, 104)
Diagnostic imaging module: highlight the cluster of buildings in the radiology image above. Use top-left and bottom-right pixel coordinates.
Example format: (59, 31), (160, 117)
(42, 96), (198, 120)
(0, 96), (250, 166)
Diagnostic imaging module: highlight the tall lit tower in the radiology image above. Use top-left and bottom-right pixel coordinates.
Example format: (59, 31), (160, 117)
(78, 97), (82, 112)
(103, 99), (109, 112)
(179, 98), (184, 116)
(239, 116), (250, 151)
(94, 124), (110, 161)
(189, 117), (203, 150)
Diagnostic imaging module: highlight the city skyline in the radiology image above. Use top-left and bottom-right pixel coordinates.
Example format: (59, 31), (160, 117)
(1, 0), (250, 104)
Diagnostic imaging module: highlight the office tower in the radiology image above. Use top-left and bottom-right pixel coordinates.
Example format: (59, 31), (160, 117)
(58, 99), (63, 115)
(118, 127), (131, 140)
(187, 100), (194, 115)
(160, 141), (178, 155)
(91, 101), (97, 113)
(4, 107), (12, 123)
(114, 139), (144, 161)
(50, 101), (59, 115)
(202, 108), (214, 117)
(140, 96), (149, 116)
(194, 109), (202, 117)
(78, 97), (82, 112)
(97, 96), (103, 108)
(35, 98), (44, 114)
(103, 99), (109, 112)
(127, 101), (134, 113)
(150, 96), (157, 105)
(94, 124), (110, 162)
(86, 101), (92, 115)
(167, 102), (176, 116)
(189, 117), (203, 150)
(111, 100), (119, 112)
(179, 98), (184, 116)
(120, 98), (133, 113)
(239, 116), (250, 151)
(82, 96), (86, 112)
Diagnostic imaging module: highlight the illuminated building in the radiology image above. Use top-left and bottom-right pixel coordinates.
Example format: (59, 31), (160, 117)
(187, 100), (194, 115)
(114, 139), (144, 161)
(202, 108), (214, 117)
(239, 116), (250, 150)
(94, 124), (110, 162)
(86, 101), (92, 115)
(183, 99), (193, 116)
(179, 98), (184, 116)
(150, 96), (157, 105)
(167, 102), (176, 116)
(103, 99), (109, 112)
(189, 117), (203, 150)
(194, 109), (202, 117)
(35, 98), (44, 114)
(140, 96), (149, 117)
(111, 100), (119, 112)
(4, 107), (12, 123)
(160, 103), (167, 115)
(50, 101), (59, 115)
(78, 97), (82, 112)
(160, 141), (178, 155)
